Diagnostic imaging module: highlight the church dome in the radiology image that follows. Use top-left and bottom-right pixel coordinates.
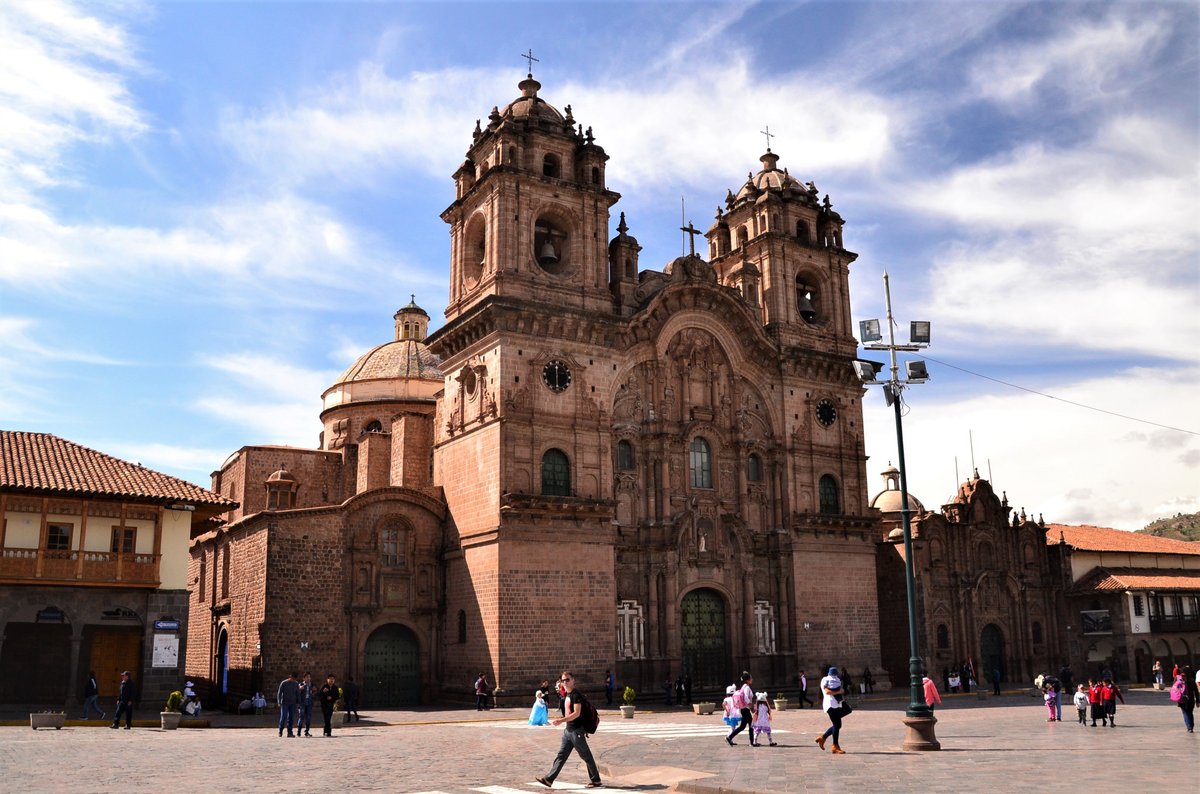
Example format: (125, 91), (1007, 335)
(869, 463), (925, 514)
(266, 465), (296, 484)
(734, 150), (805, 201)
(498, 74), (565, 123)
(321, 300), (444, 410)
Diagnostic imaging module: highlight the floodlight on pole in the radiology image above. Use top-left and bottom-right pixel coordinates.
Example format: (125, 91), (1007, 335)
(852, 271), (940, 752)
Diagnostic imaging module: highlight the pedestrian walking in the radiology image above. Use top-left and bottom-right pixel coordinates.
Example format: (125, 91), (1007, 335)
(752, 692), (777, 746)
(298, 673), (314, 737)
(815, 666), (847, 754)
(604, 670), (614, 706)
(1073, 684), (1089, 725)
(110, 671), (135, 729)
(476, 673), (490, 710)
(861, 668), (874, 695)
(991, 667), (1002, 697)
(82, 670), (104, 721)
(721, 685), (739, 730)
(798, 670), (814, 708)
(319, 674), (339, 736)
(923, 674), (942, 712)
(1173, 668), (1195, 733)
(1102, 678), (1124, 727)
(343, 677), (360, 722)
(1088, 678), (1105, 726)
(675, 675), (685, 706)
(277, 671), (301, 737)
(535, 671), (602, 789)
(725, 671), (756, 746)
(528, 687), (550, 726)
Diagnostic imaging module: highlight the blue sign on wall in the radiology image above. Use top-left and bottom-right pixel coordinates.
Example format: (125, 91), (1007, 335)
(154, 619), (180, 631)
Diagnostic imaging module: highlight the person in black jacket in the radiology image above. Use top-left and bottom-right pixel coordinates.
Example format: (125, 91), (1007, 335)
(319, 674), (339, 737)
(83, 671), (104, 721)
(111, 671), (135, 729)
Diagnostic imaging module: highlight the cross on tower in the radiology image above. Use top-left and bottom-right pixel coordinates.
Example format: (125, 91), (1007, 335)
(680, 221), (702, 257)
(760, 125), (774, 151)
(520, 48), (539, 75)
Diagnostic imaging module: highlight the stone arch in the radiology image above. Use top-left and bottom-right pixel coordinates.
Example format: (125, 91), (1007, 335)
(678, 585), (733, 690)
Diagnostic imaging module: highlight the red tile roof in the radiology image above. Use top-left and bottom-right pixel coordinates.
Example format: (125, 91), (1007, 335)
(1046, 523), (1200, 556)
(1074, 567), (1200, 593)
(1, 431), (233, 508)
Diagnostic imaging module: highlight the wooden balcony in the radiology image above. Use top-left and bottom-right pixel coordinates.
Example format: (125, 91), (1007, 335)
(0, 548), (160, 587)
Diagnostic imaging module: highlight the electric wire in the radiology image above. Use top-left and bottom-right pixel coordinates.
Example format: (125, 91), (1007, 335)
(920, 354), (1198, 437)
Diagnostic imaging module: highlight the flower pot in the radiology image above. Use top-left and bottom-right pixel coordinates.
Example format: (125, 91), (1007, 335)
(773, 699), (789, 711)
(30, 713), (65, 730)
(160, 711), (182, 730)
(692, 702), (716, 715)
(620, 704), (636, 719)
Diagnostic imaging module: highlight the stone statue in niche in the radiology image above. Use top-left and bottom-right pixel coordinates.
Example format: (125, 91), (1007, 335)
(661, 386), (674, 420)
(698, 532), (706, 553)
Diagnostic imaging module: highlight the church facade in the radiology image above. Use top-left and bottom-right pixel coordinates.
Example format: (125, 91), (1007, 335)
(188, 74), (886, 707)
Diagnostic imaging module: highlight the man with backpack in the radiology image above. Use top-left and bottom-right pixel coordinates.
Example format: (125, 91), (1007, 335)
(536, 671), (602, 789)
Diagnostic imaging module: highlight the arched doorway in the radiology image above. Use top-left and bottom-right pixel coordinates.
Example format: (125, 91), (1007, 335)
(363, 624), (420, 706)
(680, 588), (729, 690)
(216, 629), (229, 695)
(980, 623), (1005, 682)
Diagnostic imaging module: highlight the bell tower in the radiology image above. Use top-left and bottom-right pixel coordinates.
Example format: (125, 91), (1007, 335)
(441, 73), (620, 322)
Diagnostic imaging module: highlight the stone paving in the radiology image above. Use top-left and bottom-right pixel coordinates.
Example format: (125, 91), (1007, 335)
(1, 690), (1194, 793)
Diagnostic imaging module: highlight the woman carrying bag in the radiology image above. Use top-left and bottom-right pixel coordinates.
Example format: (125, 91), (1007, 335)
(815, 666), (850, 754)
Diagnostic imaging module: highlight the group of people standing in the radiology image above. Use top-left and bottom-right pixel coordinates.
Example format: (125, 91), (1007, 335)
(275, 672), (344, 737)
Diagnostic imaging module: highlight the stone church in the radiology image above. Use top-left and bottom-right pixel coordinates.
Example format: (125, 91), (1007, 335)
(188, 73), (885, 707)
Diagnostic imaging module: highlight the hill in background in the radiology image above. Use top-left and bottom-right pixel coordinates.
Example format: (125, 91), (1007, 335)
(1138, 512), (1200, 542)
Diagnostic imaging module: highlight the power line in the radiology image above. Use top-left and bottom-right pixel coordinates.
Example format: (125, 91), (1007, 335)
(921, 354), (1199, 437)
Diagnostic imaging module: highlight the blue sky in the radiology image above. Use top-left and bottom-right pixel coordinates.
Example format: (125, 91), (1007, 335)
(1, 1), (1196, 530)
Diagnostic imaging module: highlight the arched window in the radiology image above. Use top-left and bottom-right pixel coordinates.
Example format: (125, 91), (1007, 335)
(690, 437), (712, 488)
(364, 420), (383, 434)
(591, 166), (600, 185)
(457, 610), (467, 644)
(818, 475), (840, 514)
(1032, 621), (1043, 645)
(937, 623), (950, 649)
(747, 453), (762, 482)
(541, 449), (571, 496)
(380, 521), (405, 567)
(796, 277), (818, 323)
(617, 440), (634, 471)
(543, 153), (560, 178)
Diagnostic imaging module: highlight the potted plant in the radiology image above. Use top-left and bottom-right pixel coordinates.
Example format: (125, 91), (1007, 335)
(620, 686), (636, 719)
(772, 692), (788, 711)
(161, 691), (184, 730)
(30, 710), (66, 730)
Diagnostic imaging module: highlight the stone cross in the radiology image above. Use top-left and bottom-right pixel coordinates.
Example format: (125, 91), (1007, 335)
(521, 48), (539, 74)
(679, 221), (702, 257)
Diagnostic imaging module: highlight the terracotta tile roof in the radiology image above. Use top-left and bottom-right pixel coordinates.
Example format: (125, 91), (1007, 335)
(1046, 523), (1200, 556)
(1074, 567), (1200, 593)
(1, 431), (233, 508)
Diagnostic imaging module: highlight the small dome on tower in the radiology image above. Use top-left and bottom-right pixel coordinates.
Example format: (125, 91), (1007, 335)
(869, 463), (925, 514)
(266, 465), (296, 484)
(498, 74), (566, 123)
(734, 150), (805, 201)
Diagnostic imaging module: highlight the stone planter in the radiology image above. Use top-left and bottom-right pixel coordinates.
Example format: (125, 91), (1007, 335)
(620, 705), (636, 719)
(30, 713), (66, 730)
(160, 711), (182, 730)
(333, 711), (347, 726)
(692, 702), (715, 715)
(773, 699), (789, 711)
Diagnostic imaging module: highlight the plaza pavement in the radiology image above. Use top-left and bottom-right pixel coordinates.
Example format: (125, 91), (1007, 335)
(1, 688), (1194, 793)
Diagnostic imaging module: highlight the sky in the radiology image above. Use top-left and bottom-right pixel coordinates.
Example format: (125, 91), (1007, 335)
(1, 0), (1197, 532)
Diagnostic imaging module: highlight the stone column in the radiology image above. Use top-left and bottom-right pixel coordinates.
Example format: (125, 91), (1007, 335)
(67, 628), (84, 704)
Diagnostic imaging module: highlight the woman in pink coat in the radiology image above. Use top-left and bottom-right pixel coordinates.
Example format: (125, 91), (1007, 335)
(923, 675), (942, 712)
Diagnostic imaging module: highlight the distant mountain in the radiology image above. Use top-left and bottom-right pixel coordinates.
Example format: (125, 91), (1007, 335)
(1138, 512), (1200, 542)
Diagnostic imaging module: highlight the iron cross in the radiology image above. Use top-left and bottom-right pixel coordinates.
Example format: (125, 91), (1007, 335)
(521, 49), (539, 74)
(680, 221), (702, 257)
(761, 125), (774, 151)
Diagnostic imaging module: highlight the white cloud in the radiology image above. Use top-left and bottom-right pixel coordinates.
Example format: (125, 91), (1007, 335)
(969, 12), (1168, 108)
(0, 316), (129, 364)
(219, 58), (902, 195)
(865, 365), (1200, 531)
(104, 441), (229, 477)
(193, 352), (333, 445)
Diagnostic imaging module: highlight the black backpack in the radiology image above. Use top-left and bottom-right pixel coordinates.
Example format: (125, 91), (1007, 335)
(572, 690), (599, 735)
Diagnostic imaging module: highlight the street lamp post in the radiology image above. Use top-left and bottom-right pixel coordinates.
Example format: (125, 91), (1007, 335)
(855, 272), (940, 751)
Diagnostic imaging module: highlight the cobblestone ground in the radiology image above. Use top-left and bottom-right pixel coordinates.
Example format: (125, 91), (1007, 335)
(1, 690), (1194, 793)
